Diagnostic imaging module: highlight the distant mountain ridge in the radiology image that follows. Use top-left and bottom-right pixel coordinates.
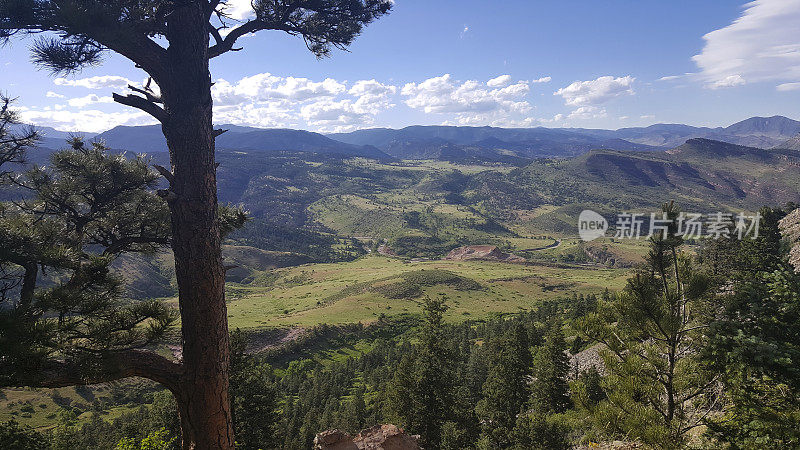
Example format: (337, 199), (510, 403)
(93, 124), (389, 159)
(24, 115), (800, 162)
(330, 116), (800, 156)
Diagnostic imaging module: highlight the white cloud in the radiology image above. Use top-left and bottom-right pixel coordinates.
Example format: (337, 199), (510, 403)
(487, 75), (512, 87)
(531, 76), (552, 84)
(221, 0), (255, 21)
(554, 75), (635, 106)
(777, 82), (800, 91)
(707, 74), (746, 89)
(210, 74), (395, 131)
(67, 94), (114, 108)
(401, 74), (532, 126)
(54, 75), (134, 90)
(692, 0), (800, 89)
(213, 73), (346, 106)
(46, 91), (65, 98)
(567, 106), (607, 120)
(460, 26), (469, 39)
(214, 102), (296, 129)
(640, 114), (656, 120)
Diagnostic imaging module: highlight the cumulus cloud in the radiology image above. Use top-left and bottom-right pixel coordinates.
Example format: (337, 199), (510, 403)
(54, 75), (134, 90)
(554, 75), (635, 107)
(67, 94), (114, 108)
(46, 91), (65, 98)
(567, 106), (607, 120)
(487, 75), (512, 87)
(212, 73), (346, 106)
(692, 0), (800, 89)
(400, 74), (532, 120)
(209, 74), (396, 131)
(531, 76), (551, 83)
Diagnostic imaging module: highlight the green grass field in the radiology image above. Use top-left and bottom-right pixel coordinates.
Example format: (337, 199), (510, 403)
(224, 255), (629, 328)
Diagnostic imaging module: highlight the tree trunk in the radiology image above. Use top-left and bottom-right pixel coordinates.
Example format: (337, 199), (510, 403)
(19, 262), (37, 308)
(162, 3), (234, 449)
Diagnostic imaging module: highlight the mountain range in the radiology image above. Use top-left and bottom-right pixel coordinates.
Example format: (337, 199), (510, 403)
(25, 115), (800, 162)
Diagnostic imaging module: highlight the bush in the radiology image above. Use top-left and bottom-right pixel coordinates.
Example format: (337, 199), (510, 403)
(0, 420), (49, 450)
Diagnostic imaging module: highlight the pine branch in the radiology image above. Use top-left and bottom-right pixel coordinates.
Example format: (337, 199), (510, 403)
(112, 93), (168, 122)
(127, 82), (163, 104)
(15, 349), (183, 392)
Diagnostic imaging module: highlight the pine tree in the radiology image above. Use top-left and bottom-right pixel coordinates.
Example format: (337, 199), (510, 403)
(530, 323), (571, 414)
(476, 322), (532, 448)
(579, 201), (718, 448)
(229, 331), (278, 450)
(345, 387), (367, 432)
(388, 296), (455, 449)
(0, 96), (37, 184)
(1, 138), (177, 386)
(0, 1), (391, 447)
(704, 207), (800, 447)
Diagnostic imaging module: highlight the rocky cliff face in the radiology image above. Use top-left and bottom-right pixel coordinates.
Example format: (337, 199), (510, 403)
(780, 208), (800, 272)
(314, 425), (421, 450)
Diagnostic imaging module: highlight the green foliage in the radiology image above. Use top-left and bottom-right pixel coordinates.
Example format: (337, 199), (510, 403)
(0, 419), (49, 450)
(228, 218), (365, 263)
(0, 139), (176, 386)
(388, 297), (455, 449)
(0, 96), (37, 184)
(702, 206), (800, 448)
(476, 323), (531, 447)
(115, 428), (175, 450)
(230, 330), (278, 450)
(49, 393), (179, 450)
(530, 323), (571, 414)
(578, 202), (717, 448)
(511, 413), (569, 450)
(372, 269), (482, 299)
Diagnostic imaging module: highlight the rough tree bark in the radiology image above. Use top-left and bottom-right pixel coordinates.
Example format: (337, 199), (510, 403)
(158, 3), (234, 449)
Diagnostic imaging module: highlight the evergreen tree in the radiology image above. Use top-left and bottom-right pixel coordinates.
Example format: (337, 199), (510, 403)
(476, 322), (532, 448)
(530, 323), (571, 414)
(511, 413), (569, 450)
(703, 207), (800, 447)
(0, 1), (391, 447)
(0, 96), (37, 184)
(229, 331), (278, 450)
(579, 201), (718, 448)
(389, 296), (455, 449)
(342, 387), (367, 432)
(0, 138), (177, 388)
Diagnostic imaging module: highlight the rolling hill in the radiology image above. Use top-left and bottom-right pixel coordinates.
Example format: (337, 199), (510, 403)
(775, 133), (800, 151)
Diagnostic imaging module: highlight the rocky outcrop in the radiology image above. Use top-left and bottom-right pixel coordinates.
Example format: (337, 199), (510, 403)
(314, 425), (421, 450)
(779, 208), (800, 272)
(444, 245), (525, 263)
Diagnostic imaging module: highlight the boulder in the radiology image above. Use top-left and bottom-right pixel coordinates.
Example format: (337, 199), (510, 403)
(314, 425), (421, 450)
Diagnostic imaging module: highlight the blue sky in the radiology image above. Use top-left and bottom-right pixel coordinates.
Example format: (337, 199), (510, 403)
(2, 0), (800, 133)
